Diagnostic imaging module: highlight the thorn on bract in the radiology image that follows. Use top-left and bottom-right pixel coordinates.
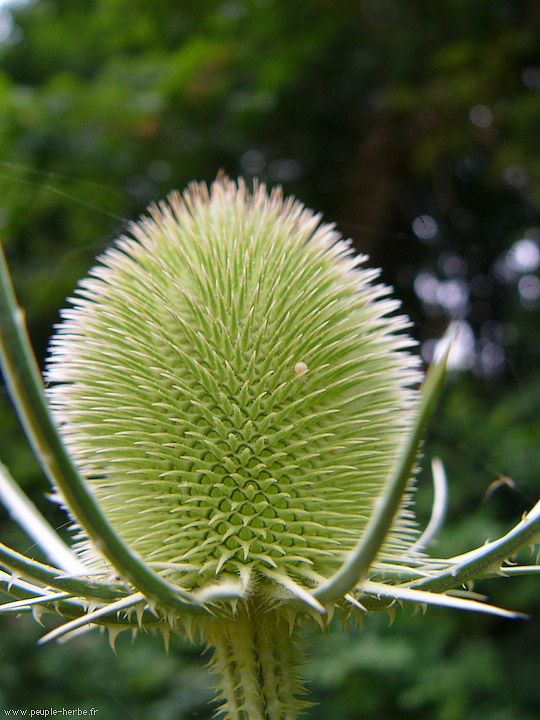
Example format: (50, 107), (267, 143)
(107, 625), (123, 654)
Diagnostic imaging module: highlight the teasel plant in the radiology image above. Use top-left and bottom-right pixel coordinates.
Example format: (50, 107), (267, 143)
(0, 176), (539, 720)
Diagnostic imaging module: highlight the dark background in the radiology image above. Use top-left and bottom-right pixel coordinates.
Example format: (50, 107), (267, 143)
(1, 1), (540, 717)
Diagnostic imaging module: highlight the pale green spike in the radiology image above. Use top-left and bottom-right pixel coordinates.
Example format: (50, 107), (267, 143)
(31, 605), (46, 626)
(0, 569), (49, 596)
(262, 570), (326, 614)
(0, 591), (72, 614)
(106, 625), (125, 654)
(56, 625), (98, 644)
(345, 593), (367, 612)
(195, 580), (247, 604)
(161, 627), (172, 653)
(361, 581), (528, 620)
(37, 592), (144, 645)
(386, 605), (396, 626)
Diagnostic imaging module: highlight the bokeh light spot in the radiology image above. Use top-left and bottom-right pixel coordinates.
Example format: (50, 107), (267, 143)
(508, 239), (540, 273)
(436, 279), (469, 317)
(518, 274), (540, 301)
(414, 271), (439, 304)
(503, 164), (528, 188)
(469, 104), (493, 128)
(522, 65), (540, 90)
(241, 150), (266, 175)
(412, 215), (438, 241)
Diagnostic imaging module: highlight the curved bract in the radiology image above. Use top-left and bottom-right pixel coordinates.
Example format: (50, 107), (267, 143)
(0, 177), (539, 720)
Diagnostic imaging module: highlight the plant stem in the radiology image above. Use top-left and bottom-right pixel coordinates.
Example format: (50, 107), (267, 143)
(204, 602), (307, 720)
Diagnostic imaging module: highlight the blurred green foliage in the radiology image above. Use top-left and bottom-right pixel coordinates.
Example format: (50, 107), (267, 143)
(1, 0), (540, 718)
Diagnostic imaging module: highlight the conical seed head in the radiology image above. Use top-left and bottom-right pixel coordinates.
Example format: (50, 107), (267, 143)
(46, 177), (422, 590)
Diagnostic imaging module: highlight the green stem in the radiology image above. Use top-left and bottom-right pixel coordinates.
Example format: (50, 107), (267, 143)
(411, 497), (540, 593)
(0, 540), (126, 600)
(204, 602), (306, 720)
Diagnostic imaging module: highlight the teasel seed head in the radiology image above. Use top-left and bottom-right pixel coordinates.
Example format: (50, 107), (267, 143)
(46, 176), (421, 609)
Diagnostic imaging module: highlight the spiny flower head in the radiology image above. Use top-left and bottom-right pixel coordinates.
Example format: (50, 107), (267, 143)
(3, 176), (536, 720)
(46, 176), (421, 597)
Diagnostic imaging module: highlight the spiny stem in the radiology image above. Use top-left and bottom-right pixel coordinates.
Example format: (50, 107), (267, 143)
(412, 497), (540, 594)
(0, 541), (126, 600)
(204, 602), (307, 720)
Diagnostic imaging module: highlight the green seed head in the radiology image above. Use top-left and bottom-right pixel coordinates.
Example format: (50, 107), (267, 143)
(46, 177), (421, 596)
